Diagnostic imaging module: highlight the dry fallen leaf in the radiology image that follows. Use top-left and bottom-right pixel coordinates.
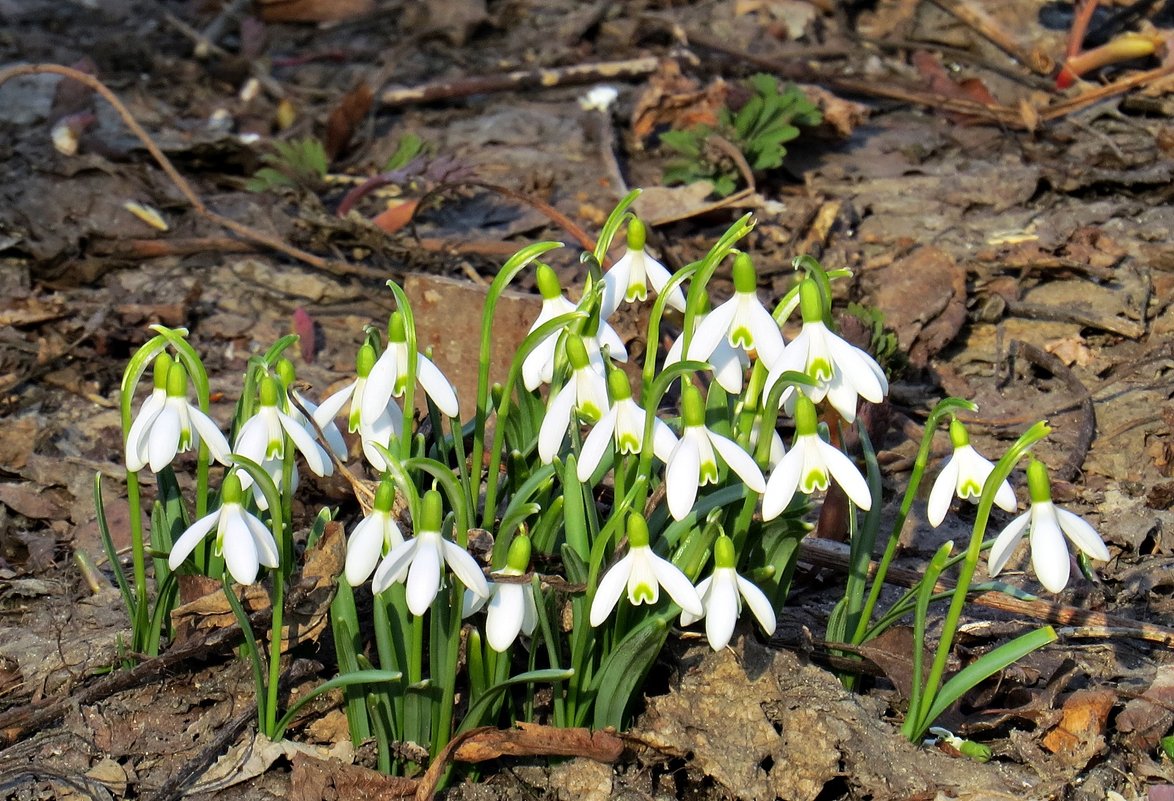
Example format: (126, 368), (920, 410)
(1041, 688), (1115, 768)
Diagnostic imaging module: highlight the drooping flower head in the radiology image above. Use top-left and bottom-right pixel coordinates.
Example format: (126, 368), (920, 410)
(125, 357), (231, 473)
(680, 534), (776, 650)
(168, 471), (279, 585)
(577, 368), (678, 482)
(988, 458), (1110, 593)
(927, 419), (1016, 528)
(345, 476), (405, 586)
(764, 278), (887, 424)
(362, 311), (459, 426)
(274, 357), (347, 461)
(665, 384), (766, 520)
(589, 513), (704, 626)
(538, 333), (610, 463)
(685, 252), (785, 369)
(665, 294), (750, 395)
(234, 374), (331, 479)
(600, 217), (686, 318)
(372, 489), (490, 615)
(463, 533), (538, 652)
(762, 394), (872, 520)
(315, 343), (404, 471)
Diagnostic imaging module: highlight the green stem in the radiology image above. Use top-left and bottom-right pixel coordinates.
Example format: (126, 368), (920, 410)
(265, 568), (284, 737)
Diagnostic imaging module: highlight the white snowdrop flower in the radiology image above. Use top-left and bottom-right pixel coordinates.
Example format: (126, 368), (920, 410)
(764, 279), (887, 424)
(125, 358), (231, 473)
(463, 535), (538, 652)
(680, 535), (776, 650)
(273, 357), (347, 463)
(578, 84), (619, 112)
(344, 477), (405, 586)
(168, 472), (279, 585)
(362, 311), (459, 426)
(988, 458), (1110, 593)
(685, 252), (785, 371)
(234, 375), (332, 480)
(665, 385), (765, 521)
(577, 369), (678, 482)
(315, 344), (404, 472)
(538, 334), (610, 463)
(664, 303), (749, 395)
(372, 490), (490, 615)
(589, 514), (704, 626)
(600, 217), (686, 318)
(762, 395), (872, 520)
(927, 419), (1017, 528)
(522, 263), (627, 392)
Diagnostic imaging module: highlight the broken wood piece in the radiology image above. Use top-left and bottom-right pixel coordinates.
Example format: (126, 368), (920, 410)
(380, 56), (660, 107)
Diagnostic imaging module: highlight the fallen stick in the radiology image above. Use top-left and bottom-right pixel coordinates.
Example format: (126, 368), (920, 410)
(928, 0), (1053, 74)
(380, 56), (660, 107)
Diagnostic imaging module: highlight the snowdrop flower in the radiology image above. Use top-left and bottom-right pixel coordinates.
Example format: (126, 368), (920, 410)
(764, 279), (887, 424)
(680, 535), (776, 650)
(600, 217), (686, 318)
(274, 358), (347, 462)
(578, 84), (619, 112)
(344, 477), (404, 586)
(577, 369), (678, 482)
(927, 419), (1016, 527)
(234, 376), (332, 480)
(589, 513), (704, 626)
(372, 490), (490, 615)
(315, 344), (404, 471)
(168, 472), (279, 585)
(125, 359), (231, 473)
(664, 298), (749, 394)
(538, 334), (610, 463)
(362, 311), (459, 426)
(665, 385), (765, 520)
(762, 395), (872, 520)
(988, 458), (1109, 593)
(683, 253), (785, 371)
(463, 534), (538, 652)
(522, 264), (627, 392)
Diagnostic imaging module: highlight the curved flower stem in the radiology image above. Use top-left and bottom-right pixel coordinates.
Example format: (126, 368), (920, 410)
(851, 397), (976, 646)
(265, 567), (285, 737)
(913, 420), (1050, 737)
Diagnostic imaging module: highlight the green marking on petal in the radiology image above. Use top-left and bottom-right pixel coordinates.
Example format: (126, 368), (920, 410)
(577, 402), (603, 423)
(630, 580), (656, 605)
(801, 468), (829, 493)
(617, 431), (641, 453)
(809, 356), (833, 383)
(626, 282), (647, 302)
(700, 461), (719, 485)
(959, 479), (982, 499)
(731, 325), (753, 349)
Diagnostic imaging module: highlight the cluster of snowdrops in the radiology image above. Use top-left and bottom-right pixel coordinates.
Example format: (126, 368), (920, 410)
(105, 192), (1110, 771)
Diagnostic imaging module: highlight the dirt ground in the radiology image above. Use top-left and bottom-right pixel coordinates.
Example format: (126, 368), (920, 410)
(1, 0), (1174, 799)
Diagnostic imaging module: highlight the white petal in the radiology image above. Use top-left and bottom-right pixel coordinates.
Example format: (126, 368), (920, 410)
(704, 572), (740, 650)
(598, 323), (628, 362)
(820, 440), (873, 511)
(345, 515), (386, 586)
(666, 437), (701, 521)
(679, 576), (712, 626)
(147, 405), (182, 472)
(168, 510), (220, 570)
(992, 479), (1018, 513)
(463, 586), (489, 617)
(762, 447), (805, 520)
(577, 408), (617, 482)
(372, 538), (418, 594)
(538, 383), (577, 463)
(664, 331), (684, 368)
(645, 256), (686, 311)
(233, 416), (269, 466)
(590, 554), (632, 626)
(522, 334), (557, 392)
(417, 354), (460, 418)
(221, 510), (261, 584)
(824, 371), (861, 424)
(520, 587), (538, 636)
(652, 554), (704, 617)
(600, 253), (633, 319)
(827, 337), (885, 402)
(710, 341), (746, 394)
(747, 302), (785, 366)
(987, 510), (1031, 577)
(442, 539), (490, 598)
(1029, 505), (1070, 592)
(314, 381), (355, 425)
(188, 407), (232, 465)
(1056, 508), (1110, 562)
(361, 349), (398, 427)
(737, 575), (777, 635)
(405, 537), (442, 615)
(242, 509), (280, 568)
(279, 410), (330, 476)
(926, 457), (960, 528)
(486, 584), (525, 652)
(687, 299), (738, 364)
(125, 403), (163, 471)
(709, 431), (766, 493)
(651, 417), (680, 464)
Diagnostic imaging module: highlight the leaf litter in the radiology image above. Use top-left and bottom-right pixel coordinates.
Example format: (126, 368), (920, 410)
(0, 0), (1173, 799)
